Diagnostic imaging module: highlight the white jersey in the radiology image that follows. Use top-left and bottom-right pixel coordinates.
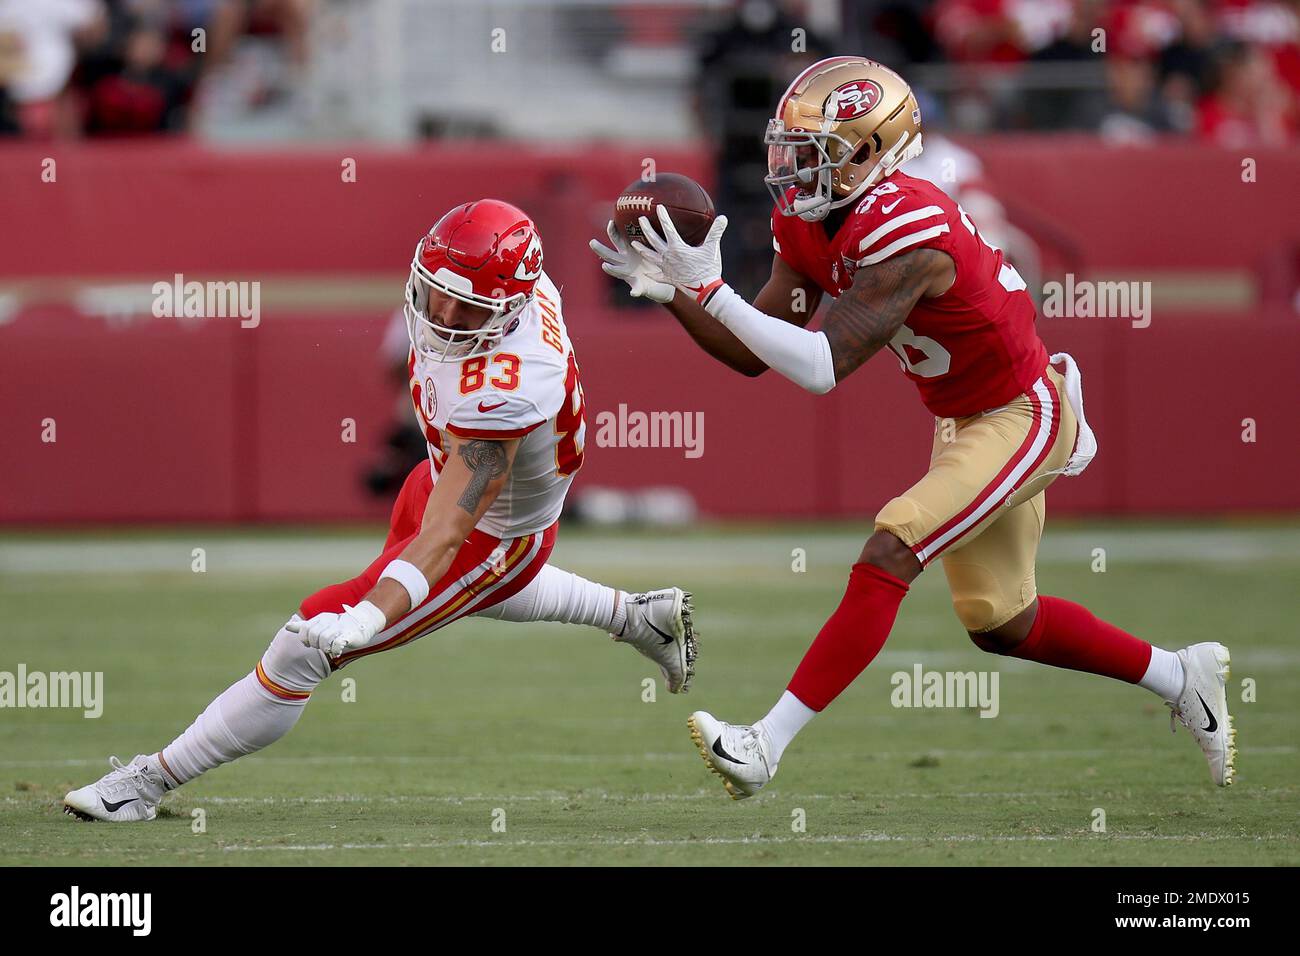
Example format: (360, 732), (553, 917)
(407, 272), (586, 539)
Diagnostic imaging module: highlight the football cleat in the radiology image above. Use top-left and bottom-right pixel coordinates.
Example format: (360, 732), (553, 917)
(614, 588), (698, 694)
(687, 711), (776, 800)
(1168, 642), (1236, 786)
(63, 755), (167, 822)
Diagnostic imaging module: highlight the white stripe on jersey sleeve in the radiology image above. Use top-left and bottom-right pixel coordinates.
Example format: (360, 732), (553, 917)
(856, 204), (946, 255)
(856, 223), (951, 267)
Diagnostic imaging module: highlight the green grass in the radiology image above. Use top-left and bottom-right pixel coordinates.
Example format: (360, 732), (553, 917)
(1, 523), (1297, 866)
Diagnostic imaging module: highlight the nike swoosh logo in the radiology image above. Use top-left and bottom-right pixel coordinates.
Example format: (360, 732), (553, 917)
(882, 198), (904, 214)
(477, 401), (507, 413)
(712, 736), (747, 765)
(100, 797), (138, 813)
(645, 619), (676, 646)
(1195, 691), (1218, 733)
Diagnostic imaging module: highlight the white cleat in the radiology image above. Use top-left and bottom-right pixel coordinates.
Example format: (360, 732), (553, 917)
(1168, 643), (1236, 786)
(614, 587), (698, 694)
(687, 711), (776, 800)
(63, 755), (167, 822)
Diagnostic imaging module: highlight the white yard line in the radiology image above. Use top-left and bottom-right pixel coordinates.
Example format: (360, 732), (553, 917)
(210, 833), (1297, 851)
(2, 527), (1297, 575)
(2, 790), (1112, 806)
(3, 745), (1293, 770)
(5, 833), (1292, 858)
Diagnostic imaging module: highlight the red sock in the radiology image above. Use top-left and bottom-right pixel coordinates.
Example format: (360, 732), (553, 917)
(1008, 595), (1152, 683)
(787, 563), (909, 712)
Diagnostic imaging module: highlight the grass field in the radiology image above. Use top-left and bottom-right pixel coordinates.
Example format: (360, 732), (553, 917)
(1, 522), (1297, 866)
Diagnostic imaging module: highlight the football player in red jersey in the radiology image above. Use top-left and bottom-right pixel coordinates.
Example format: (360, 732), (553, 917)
(592, 57), (1235, 796)
(63, 201), (698, 822)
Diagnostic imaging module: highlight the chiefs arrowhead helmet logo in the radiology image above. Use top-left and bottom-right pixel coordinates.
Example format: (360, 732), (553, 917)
(424, 377), (437, 420)
(514, 234), (543, 281)
(826, 79), (884, 121)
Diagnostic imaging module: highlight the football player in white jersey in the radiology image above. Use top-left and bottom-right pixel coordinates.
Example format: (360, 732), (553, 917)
(63, 200), (699, 822)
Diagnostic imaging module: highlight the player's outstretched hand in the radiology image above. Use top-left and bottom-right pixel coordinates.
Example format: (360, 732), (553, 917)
(590, 220), (675, 304)
(633, 205), (728, 301)
(287, 603), (384, 658)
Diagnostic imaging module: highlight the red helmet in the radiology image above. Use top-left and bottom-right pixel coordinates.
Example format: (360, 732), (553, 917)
(405, 199), (544, 360)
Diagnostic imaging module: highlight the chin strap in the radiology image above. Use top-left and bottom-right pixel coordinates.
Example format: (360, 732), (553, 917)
(798, 129), (926, 222)
(882, 129), (925, 177)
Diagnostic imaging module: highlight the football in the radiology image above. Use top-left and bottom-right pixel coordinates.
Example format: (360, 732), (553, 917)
(613, 172), (715, 246)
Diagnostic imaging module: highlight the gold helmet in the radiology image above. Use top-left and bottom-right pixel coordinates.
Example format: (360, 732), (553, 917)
(765, 56), (924, 222)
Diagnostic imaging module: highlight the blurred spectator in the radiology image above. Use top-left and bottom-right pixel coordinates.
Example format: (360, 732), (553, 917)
(1026, 0), (1107, 129)
(1097, 55), (1181, 140)
(1153, 0), (1217, 133)
(204, 0), (312, 68)
(916, 0), (1298, 143)
(1218, 0), (1300, 92)
(1033, 0), (1103, 61)
(0, 24), (22, 134)
(865, 2), (944, 64)
(933, 0), (1030, 63)
(0, 0), (106, 136)
(0, 0), (312, 138)
(1197, 40), (1296, 144)
(694, 0), (833, 299)
(79, 9), (193, 134)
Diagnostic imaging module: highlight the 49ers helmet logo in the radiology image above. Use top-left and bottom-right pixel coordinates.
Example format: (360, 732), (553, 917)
(514, 234), (543, 281)
(825, 79), (884, 120)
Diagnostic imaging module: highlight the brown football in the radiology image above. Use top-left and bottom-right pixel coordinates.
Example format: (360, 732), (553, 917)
(613, 172), (715, 247)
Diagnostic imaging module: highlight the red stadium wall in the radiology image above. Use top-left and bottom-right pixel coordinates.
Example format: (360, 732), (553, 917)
(1, 140), (1297, 523)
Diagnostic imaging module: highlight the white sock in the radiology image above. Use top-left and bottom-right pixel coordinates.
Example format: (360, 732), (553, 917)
(475, 564), (624, 633)
(755, 690), (817, 765)
(158, 620), (330, 786)
(1138, 646), (1185, 702)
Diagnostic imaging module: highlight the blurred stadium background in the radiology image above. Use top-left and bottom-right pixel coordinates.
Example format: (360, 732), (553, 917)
(3, 0), (1299, 867)
(1, 0), (1297, 524)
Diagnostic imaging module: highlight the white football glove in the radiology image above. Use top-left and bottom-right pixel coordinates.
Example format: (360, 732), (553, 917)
(632, 205), (729, 304)
(589, 220), (674, 304)
(287, 601), (386, 658)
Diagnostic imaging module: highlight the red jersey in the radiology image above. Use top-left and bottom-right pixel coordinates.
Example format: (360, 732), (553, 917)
(771, 171), (1048, 418)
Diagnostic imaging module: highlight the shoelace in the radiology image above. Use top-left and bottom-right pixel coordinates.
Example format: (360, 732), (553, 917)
(737, 728), (766, 762)
(104, 756), (153, 798)
(744, 727), (777, 775)
(1167, 702), (1191, 735)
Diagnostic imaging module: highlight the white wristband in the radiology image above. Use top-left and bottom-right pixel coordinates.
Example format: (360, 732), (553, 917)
(706, 283), (838, 395)
(379, 559), (430, 610)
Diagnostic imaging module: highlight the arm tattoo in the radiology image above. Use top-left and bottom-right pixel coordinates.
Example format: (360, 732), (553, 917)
(456, 439), (508, 515)
(822, 248), (948, 383)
